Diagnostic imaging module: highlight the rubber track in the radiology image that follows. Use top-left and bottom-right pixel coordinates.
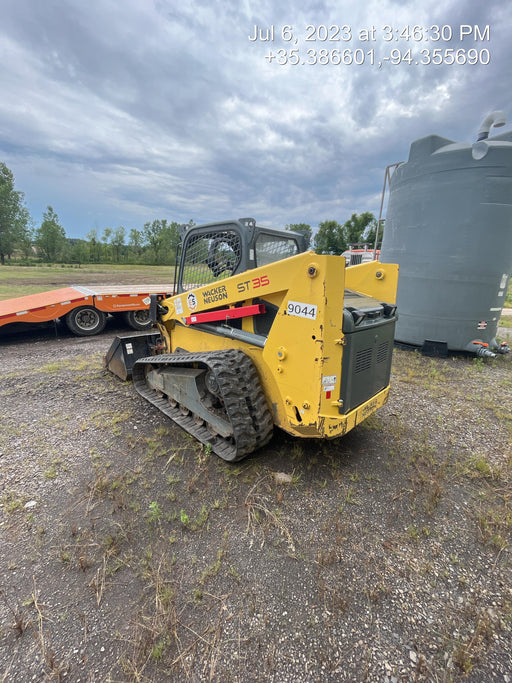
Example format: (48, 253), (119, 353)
(132, 349), (273, 462)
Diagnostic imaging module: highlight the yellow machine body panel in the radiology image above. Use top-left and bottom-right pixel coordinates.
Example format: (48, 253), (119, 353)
(155, 252), (398, 440)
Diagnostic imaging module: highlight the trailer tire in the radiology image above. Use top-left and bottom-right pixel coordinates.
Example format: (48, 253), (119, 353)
(122, 309), (153, 331)
(65, 306), (107, 336)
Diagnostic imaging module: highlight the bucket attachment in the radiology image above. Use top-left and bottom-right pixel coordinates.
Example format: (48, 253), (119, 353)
(105, 331), (163, 381)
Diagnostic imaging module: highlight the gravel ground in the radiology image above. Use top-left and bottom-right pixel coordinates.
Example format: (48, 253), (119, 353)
(0, 318), (511, 682)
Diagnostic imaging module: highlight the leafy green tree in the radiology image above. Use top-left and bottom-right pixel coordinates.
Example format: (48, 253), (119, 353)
(313, 213), (379, 255)
(313, 220), (345, 255)
(111, 226), (126, 262)
(143, 219), (164, 262)
(161, 221), (180, 263)
(101, 227), (113, 261)
(36, 206), (66, 262)
(342, 212), (377, 245)
(129, 228), (144, 259)
(70, 239), (89, 264)
(16, 207), (35, 260)
(286, 223), (312, 249)
(143, 219), (180, 264)
(0, 162), (31, 265)
(86, 229), (101, 262)
(364, 218), (383, 247)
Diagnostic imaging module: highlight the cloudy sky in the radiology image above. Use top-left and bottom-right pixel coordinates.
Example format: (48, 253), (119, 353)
(1, 0), (511, 239)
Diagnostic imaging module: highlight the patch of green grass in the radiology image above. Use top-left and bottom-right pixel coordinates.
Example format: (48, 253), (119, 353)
(179, 509), (190, 527)
(38, 361), (65, 374)
(1, 491), (29, 512)
(472, 357), (485, 372)
(148, 501), (163, 524)
(476, 502), (512, 550)
(407, 525), (420, 541)
(391, 348), (449, 390)
(44, 461), (61, 480)
(144, 436), (170, 459)
(0, 263), (174, 300)
(470, 456), (493, 478)
(35, 355), (104, 377)
(151, 638), (167, 661)
(505, 282), (512, 307)
(199, 548), (224, 585)
(89, 409), (133, 435)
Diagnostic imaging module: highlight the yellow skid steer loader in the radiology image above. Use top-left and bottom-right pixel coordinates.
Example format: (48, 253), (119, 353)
(106, 218), (398, 461)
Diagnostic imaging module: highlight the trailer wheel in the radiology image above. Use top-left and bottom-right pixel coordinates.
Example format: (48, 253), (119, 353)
(65, 306), (107, 336)
(122, 309), (153, 331)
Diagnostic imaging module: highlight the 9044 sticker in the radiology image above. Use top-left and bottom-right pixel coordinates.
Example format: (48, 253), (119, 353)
(287, 300), (318, 320)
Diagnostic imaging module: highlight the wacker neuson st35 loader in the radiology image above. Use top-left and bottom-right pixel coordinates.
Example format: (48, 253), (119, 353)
(106, 218), (399, 461)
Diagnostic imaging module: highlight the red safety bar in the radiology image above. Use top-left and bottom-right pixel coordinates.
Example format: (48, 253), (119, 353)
(185, 303), (265, 325)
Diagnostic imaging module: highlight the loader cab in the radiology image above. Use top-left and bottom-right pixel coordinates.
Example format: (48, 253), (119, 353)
(175, 218), (307, 293)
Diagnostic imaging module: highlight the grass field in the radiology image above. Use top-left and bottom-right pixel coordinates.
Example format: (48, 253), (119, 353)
(0, 264), (176, 300)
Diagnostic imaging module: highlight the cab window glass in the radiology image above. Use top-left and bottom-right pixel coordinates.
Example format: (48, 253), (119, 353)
(255, 234), (299, 267)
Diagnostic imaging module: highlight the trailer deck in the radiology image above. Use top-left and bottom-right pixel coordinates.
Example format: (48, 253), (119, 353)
(0, 284), (174, 335)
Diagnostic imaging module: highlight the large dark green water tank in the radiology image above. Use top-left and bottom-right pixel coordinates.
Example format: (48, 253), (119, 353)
(380, 114), (512, 356)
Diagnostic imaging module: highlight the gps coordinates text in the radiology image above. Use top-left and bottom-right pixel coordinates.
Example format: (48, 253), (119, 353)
(248, 24), (491, 68)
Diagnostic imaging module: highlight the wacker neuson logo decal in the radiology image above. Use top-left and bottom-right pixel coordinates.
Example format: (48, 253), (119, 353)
(202, 285), (228, 304)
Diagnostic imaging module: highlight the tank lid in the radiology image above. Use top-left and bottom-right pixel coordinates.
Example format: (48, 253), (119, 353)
(408, 135), (454, 161)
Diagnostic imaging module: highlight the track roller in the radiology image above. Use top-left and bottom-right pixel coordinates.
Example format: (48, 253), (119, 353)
(132, 349), (273, 461)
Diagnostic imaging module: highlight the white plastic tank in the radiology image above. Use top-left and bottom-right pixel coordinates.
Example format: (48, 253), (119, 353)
(380, 112), (512, 357)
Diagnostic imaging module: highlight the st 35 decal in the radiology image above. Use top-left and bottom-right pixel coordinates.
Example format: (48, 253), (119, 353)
(236, 275), (270, 294)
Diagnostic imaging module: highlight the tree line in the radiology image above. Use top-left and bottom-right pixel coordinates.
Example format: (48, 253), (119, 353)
(286, 213), (381, 254)
(0, 161), (381, 266)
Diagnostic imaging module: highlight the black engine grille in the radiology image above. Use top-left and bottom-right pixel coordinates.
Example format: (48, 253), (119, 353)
(355, 347), (373, 373)
(339, 325), (395, 414)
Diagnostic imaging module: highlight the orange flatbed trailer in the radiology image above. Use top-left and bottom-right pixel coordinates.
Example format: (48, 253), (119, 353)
(0, 284), (174, 336)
